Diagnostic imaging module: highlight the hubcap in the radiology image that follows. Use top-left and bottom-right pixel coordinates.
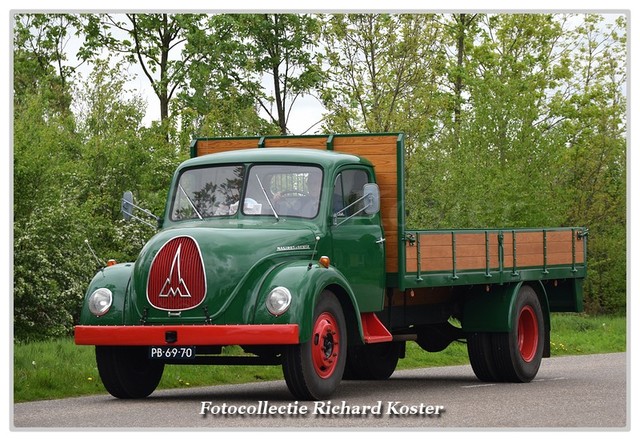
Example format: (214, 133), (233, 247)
(311, 312), (340, 378)
(517, 305), (539, 362)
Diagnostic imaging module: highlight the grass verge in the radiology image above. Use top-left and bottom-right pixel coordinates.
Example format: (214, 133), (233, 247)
(14, 313), (626, 403)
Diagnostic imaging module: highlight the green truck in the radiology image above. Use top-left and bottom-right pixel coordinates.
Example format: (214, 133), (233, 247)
(75, 133), (587, 400)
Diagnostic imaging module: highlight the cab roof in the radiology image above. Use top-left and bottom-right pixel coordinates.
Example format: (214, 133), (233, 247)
(177, 147), (374, 172)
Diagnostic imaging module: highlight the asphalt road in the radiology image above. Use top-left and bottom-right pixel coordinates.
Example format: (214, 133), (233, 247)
(12, 352), (627, 430)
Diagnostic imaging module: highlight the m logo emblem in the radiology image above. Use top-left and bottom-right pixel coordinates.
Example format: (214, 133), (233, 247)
(158, 244), (192, 298)
(147, 236), (206, 311)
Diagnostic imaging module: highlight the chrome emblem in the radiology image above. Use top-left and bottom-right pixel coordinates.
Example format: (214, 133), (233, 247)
(158, 244), (192, 298)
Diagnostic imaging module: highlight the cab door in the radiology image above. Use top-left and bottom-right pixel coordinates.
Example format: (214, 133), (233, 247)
(329, 167), (385, 312)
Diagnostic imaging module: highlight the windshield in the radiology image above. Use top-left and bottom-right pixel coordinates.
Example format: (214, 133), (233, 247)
(170, 165), (244, 221)
(170, 163), (323, 221)
(245, 165), (323, 219)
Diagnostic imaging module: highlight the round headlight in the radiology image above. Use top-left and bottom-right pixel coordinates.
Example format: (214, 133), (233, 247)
(266, 286), (292, 317)
(88, 288), (113, 317)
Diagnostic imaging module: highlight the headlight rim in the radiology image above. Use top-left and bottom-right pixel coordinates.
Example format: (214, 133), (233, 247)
(265, 286), (292, 317)
(88, 287), (113, 317)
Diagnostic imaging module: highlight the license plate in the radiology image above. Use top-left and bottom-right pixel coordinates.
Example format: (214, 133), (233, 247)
(149, 346), (195, 360)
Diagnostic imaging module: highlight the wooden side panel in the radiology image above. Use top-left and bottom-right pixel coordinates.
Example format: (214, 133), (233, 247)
(406, 229), (584, 274)
(502, 232), (542, 268)
(196, 139), (261, 155)
(263, 137), (327, 149)
(406, 232), (500, 273)
(502, 230), (584, 268)
(333, 135), (400, 273)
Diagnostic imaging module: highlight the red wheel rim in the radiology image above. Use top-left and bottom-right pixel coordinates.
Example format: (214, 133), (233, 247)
(517, 305), (539, 362)
(311, 312), (340, 378)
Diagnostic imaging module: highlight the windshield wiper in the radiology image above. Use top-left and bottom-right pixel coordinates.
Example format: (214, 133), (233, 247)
(255, 175), (279, 220)
(178, 184), (203, 220)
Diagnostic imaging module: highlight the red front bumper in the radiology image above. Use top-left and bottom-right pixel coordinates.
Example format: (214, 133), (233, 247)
(74, 324), (300, 346)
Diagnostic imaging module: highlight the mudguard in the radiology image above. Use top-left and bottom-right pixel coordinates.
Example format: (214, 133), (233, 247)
(252, 260), (363, 343)
(462, 281), (550, 334)
(78, 263), (134, 325)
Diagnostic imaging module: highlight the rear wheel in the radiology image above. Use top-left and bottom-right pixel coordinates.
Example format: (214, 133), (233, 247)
(467, 332), (499, 381)
(96, 346), (164, 398)
(282, 291), (346, 400)
(467, 285), (544, 383)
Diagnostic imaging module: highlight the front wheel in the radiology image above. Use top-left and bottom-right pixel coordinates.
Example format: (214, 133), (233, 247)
(96, 346), (164, 398)
(282, 291), (346, 400)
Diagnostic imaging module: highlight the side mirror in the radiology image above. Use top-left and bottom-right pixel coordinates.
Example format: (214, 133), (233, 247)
(121, 191), (134, 221)
(363, 183), (380, 215)
(120, 191), (160, 228)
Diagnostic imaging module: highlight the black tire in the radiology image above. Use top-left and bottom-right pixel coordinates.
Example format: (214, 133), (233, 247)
(467, 285), (544, 383)
(282, 291), (347, 400)
(467, 332), (499, 382)
(344, 342), (402, 380)
(496, 285), (544, 382)
(95, 346), (164, 399)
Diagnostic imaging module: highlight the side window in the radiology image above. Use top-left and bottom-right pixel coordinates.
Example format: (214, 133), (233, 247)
(333, 169), (370, 217)
(333, 174), (344, 215)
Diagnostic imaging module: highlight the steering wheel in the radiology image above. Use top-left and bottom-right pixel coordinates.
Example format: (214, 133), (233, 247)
(278, 190), (310, 198)
(275, 190), (311, 213)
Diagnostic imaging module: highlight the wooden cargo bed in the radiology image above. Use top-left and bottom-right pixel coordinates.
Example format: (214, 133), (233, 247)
(192, 133), (587, 292)
(400, 228), (587, 290)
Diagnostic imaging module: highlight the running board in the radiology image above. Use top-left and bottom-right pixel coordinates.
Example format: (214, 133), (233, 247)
(361, 313), (393, 343)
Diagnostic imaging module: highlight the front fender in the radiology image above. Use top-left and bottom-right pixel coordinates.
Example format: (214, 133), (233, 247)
(253, 261), (360, 343)
(78, 263), (134, 325)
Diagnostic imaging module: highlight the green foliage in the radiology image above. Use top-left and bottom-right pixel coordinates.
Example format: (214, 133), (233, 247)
(186, 13), (324, 135)
(13, 201), (95, 341)
(12, 50), (179, 342)
(321, 14), (446, 139)
(13, 13), (82, 112)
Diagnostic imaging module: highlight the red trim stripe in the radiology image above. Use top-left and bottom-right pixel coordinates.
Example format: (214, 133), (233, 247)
(74, 324), (299, 346)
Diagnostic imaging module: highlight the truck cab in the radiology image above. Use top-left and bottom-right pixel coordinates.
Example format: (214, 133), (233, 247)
(144, 148), (386, 326)
(76, 147), (389, 400)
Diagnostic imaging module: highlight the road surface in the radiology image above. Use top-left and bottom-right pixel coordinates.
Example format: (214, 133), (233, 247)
(12, 352), (627, 430)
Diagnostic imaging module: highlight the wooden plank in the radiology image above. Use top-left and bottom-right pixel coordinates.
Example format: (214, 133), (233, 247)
(196, 139), (260, 153)
(546, 230), (574, 242)
(264, 137), (328, 148)
(333, 135), (399, 147)
(197, 146), (246, 155)
(548, 252), (584, 265)
(334, 143), (399, 153)
(380, 186), (397, 198)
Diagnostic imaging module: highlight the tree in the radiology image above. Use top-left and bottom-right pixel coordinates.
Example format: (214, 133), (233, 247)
(96, 13), (207, 125)
(13, 13), (85, 113)
(321, 14), (444, 138)
(407, 14), (573, 228)
(550, 14), (627, 313)
(196, 14), (324, 135)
